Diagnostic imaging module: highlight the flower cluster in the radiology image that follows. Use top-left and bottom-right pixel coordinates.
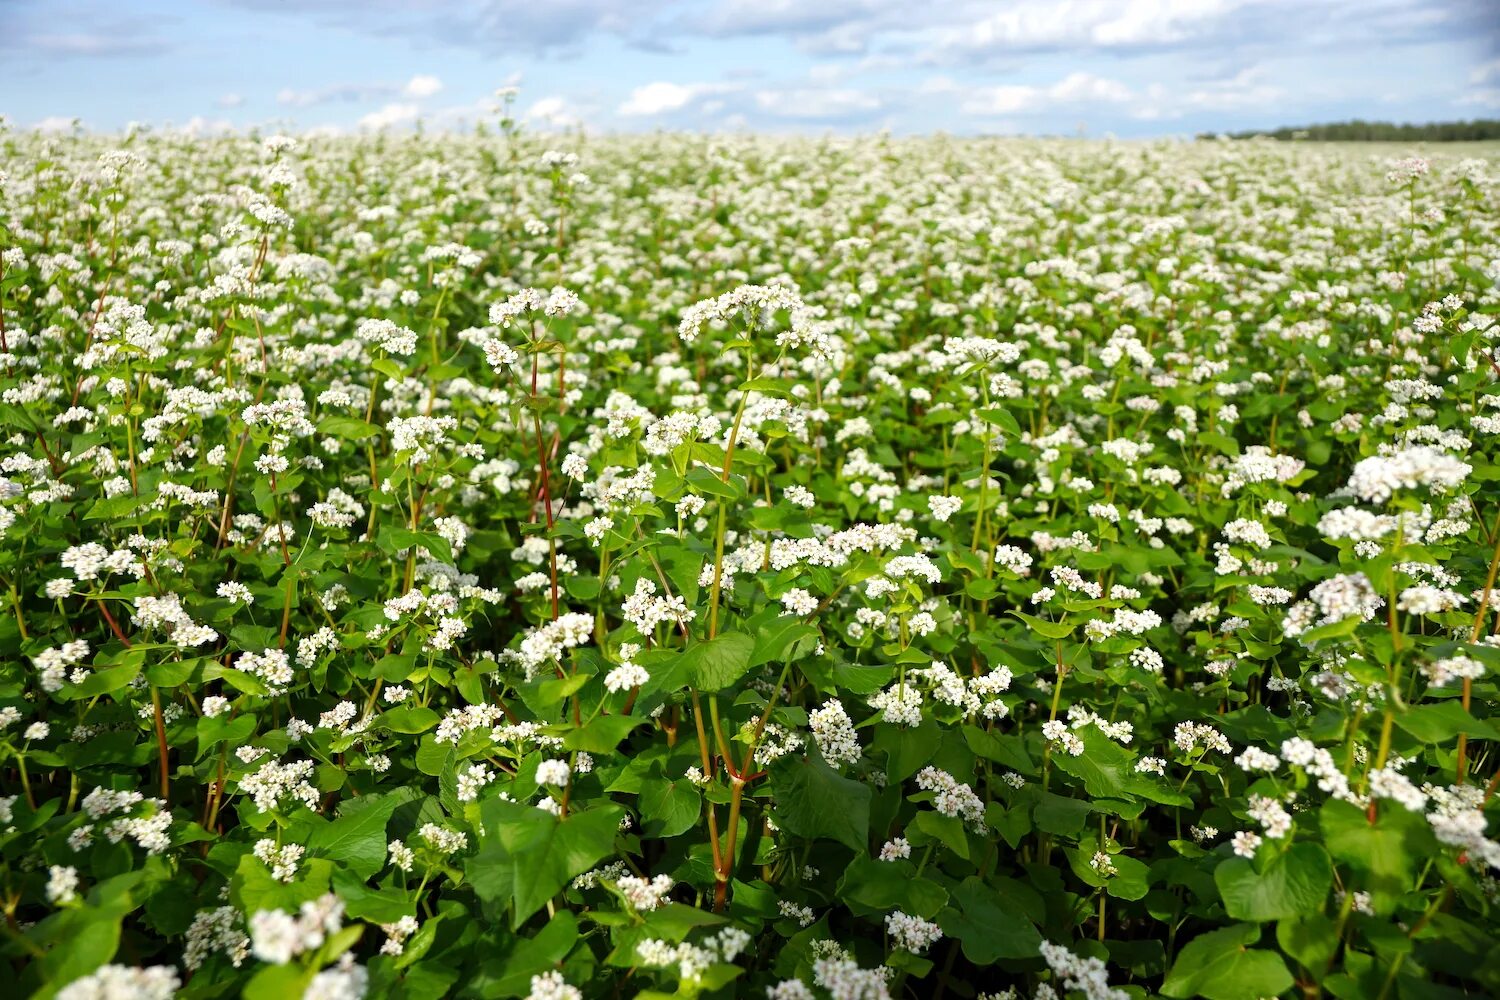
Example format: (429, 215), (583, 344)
(2, 127), (1496, 999)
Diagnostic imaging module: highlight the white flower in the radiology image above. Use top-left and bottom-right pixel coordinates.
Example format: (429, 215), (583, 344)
(1039, 941), (1128, 1000)
(784, 484), (816, 509)
(536, 759), (572, 787)
(1346, 446), (1471, 503)
(357, 318), (418, 356)
(56, 965), (180, 1000)
(927, 495), (963, 522)
(616, 874), (674, 912)
(780, 587), (818, 616)
(526, 971), (582, 1000)
(46, 865), (79, 905)
(216, 581), (254, 604)
(886, 911), (943, 953)
(809, 699), (860, 769)
(250, 893), (344, 964)
(604, 662), (649, 692)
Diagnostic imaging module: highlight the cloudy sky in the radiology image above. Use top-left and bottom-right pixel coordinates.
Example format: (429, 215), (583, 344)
(4, 0), (1498, 136)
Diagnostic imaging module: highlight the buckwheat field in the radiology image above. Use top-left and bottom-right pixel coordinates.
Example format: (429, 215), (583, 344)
(1, 127), (1498, 1000)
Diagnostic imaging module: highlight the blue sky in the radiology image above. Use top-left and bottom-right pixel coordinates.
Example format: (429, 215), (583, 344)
(3, 0), (1498, 136)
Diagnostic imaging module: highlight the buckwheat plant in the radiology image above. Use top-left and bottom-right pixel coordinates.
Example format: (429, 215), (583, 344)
(0, 122), (1497, 999)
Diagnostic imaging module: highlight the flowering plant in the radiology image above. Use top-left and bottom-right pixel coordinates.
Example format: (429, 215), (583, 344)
(0, 126), (1497, 1000)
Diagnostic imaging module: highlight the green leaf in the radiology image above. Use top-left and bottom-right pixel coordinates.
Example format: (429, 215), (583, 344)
(331, 867), (415, 924)
(683, 631), (756, 692)
(1052, 727), (1135, 799)
(308, 789), (417, 879)
(196, 713), (256, 761)
(472, 912), (579, 997)
(769, 746), (871, 852)
(31, 877), (141, 997)
(536, 674), (590, 709)
(750, 616), (819, 668)
(564, 715), (643, 753)
(415, 735), (454, 777)
(1198, 431), (1241, 457)
(317, 415), (381, 441)
(61, 660), (142, 701)
(1278, 913), (1340, 973)
(873, 718), (941, 783)
(376, 705), (440, 734)
(232, 857), (335, 916)
(912, 810), (970, 860)
(244, 962), (315, 1000)
(1320, 799), (1436, 913)
(1034, 792), (1091, 836)
(964, 577), (1000, 600)
(564, 574), (601, 601)
(1214, 842), (1333, 921)
(1066, 848), (1152, 901)
(684, 467), (742, 501)
(655, 543), (703, 610)
(373, 653), (416, 682)
(1009, 610), (1074, 640)
(1297, 615), (1362, 644)
(963, 725), (1034, 773)
(1394, 702), (1500, 743)
(377, 526), (454, 565)
(144, 658), (199, 686)
(468, 799), (624, 928)
(1161, 924), (1293, 1000)
(83, 494), (150, 521)
(640, 775), (701, 838)
(372, 357), (405, 381)
(838, 857), (948, 918)
(937, 877), (1043, 963)
(977, 406), (1021, 437)
(738, 377), (789, 397)
(640, 902), (728, 940)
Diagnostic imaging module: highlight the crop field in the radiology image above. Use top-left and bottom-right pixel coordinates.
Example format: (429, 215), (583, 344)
(0, 129), (1498, 1000)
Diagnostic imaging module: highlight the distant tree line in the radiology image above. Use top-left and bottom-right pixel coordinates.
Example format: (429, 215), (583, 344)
(1203, 119), (1500, 142)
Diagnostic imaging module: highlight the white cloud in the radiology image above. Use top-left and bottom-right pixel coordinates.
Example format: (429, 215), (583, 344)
(404, 74), (444, 98)
(1049, 71), (1135, 104)
(619, 82), (701, 116)
(691, 0), (882, 38)
(526, 96), (584, 128)
(1146, 67), (1284, 117)
(280, 77), (442, 108)
(358, 102), (420, 130)
(173, 116), (237, 136)
(23, 31), (166, 57)
(33, 116), (79, 133)
(1088, 0), (1242, 47)
(8, 0), (1497, 137)
(278, 84), (384, 107)
(946, 66), (1286, 122)
(953, 72), (1135, 116)
(924, 0), (1259, 64)
(1458, 88), (1500, 109)
(753, 87), (882, 119)
(618, 81), (738, 117)
(1471, 59), (1500, 86)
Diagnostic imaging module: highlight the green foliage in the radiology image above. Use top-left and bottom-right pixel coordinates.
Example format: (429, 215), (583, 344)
(0, 125), (1495, 999)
